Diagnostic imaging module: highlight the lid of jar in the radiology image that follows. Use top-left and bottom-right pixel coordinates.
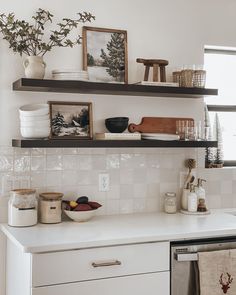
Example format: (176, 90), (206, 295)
(165, 192), (176, 197)
(11, 189), (36, 195)
(40, 192), (63, 200)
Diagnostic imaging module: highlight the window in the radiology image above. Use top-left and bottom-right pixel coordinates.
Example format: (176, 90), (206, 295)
(204, 47), (236, 166)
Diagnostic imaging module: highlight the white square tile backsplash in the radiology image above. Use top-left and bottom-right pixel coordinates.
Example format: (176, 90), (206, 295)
(0, 156), (13, 172)
(62, 155), (78, 170)
(31, 156), (46, 171)
(46, 155), (63, 170)
(0, 146), (235, 216)
(220, 180), (233, 195)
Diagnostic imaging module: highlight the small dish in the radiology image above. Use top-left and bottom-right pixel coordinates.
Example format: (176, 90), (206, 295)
(180, 209), (210, 215)
(141, 133), (180, 141)
(52, 69), (88, 74)
(64, 209), (98, 222)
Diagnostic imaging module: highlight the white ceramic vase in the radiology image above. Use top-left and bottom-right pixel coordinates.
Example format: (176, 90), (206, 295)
(23, 56), (46, 79)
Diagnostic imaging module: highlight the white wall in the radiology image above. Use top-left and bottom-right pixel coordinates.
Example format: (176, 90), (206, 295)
(1, 0), (236, 294)
(1, 0), (236, 145)
(4, 0), (236, 145)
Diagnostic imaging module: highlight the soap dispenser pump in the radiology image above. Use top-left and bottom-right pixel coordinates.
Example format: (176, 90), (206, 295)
(195, 178), (207, 212)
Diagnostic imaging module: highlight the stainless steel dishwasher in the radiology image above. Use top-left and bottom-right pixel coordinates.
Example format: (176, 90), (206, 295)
(171, 237), (236, 295)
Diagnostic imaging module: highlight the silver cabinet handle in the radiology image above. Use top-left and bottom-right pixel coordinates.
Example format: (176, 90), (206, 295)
(175, 252), (198, 262)
(92, 260), (122, 268)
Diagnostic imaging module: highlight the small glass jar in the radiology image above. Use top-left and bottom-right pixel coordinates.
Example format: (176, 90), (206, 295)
(8, 189), (38, 227)
(39, 192), (63, 224)
(164, 192), (177, 214)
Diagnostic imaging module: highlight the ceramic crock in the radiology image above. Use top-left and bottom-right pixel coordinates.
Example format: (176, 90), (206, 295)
(23, 56), (46, 79)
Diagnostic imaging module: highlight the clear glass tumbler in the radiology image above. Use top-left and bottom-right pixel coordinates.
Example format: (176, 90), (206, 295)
(176, 120), (186, 140)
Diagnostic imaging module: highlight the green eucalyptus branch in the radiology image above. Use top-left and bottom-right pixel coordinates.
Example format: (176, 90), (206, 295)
(0, 8), (95, 56)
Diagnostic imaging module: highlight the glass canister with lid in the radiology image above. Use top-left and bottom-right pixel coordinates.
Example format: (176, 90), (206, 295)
(8, 189), (38, 227)
(39, 192), (63, 224)
(164, 192), (177, 214)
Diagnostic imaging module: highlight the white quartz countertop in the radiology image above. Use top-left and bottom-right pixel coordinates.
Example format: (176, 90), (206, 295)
(2, 210), (236, 253)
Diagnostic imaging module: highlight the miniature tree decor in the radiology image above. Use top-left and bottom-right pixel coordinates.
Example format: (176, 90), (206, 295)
(213, 113), (224, 167)
(204, 104), (215, 167)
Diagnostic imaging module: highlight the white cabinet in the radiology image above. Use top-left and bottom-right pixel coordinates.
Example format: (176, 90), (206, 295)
(6, 239), (170, 295)
(32, 241), (169, 286)
(32, 272), (169, 295)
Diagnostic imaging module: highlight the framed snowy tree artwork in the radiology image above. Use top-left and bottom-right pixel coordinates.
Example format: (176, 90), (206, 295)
(83, 26), (128, 83)
(48, 101), (93, 139)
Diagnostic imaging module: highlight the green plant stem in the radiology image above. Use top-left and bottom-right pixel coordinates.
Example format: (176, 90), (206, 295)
(39, 20), (73, 56)
(33, 14), (51, 55)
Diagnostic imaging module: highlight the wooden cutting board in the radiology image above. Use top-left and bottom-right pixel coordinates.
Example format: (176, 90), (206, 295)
(128, 117), (194, 134)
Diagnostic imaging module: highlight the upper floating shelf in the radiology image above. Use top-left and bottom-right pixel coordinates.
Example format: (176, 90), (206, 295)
(13, 78), (218, 98)
(12, 139), (218, 149)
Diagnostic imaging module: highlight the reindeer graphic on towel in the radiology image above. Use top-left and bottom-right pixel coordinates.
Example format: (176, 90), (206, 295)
(219, 273), (233, 294)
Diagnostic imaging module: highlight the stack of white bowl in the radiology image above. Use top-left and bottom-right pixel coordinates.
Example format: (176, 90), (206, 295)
(19, 104), (50, 138)
(51, 69), (89, 81)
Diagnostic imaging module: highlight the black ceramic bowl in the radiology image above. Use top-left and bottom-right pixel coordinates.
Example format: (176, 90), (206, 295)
(105, 117), (129, 133)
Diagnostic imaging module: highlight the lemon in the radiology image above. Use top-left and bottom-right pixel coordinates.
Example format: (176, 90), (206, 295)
(69, 201), (78, 208)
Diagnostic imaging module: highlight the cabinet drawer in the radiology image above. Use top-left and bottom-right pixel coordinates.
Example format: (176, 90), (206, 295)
(32, 241), (169, 287)
(32, 271), (170, 295)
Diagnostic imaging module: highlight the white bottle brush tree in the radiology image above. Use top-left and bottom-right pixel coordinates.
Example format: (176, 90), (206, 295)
(204, 104), (215, 167)
(213, 113), (224, 166)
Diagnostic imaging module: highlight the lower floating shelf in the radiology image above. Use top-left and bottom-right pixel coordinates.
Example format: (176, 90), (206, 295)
(12, 139), (218, 148)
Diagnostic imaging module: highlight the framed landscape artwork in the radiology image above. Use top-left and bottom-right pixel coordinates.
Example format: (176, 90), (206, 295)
(83, 26), (128, 84)
(49, 101), (93, 139)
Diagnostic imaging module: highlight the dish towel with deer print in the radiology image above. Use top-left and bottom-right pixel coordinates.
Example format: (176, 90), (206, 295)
(198, 249), (236, 295)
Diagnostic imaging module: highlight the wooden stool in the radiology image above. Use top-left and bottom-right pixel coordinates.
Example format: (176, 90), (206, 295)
(136, 58), (169, 82)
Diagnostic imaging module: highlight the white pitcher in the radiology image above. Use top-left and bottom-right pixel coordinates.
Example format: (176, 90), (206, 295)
(23, 56), (46, 79)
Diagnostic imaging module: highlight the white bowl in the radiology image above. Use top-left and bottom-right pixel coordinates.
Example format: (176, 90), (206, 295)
(64, 209), (98, 222)
(19, 104), (49, 117)
(20, 127), (50, 138)
(20, 114), (50, 122)
(21, 120), (50, 128)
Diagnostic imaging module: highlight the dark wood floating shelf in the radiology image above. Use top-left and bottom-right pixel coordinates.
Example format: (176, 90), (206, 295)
(12, 139), (218, 149)
(13, 78), (218, 98)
